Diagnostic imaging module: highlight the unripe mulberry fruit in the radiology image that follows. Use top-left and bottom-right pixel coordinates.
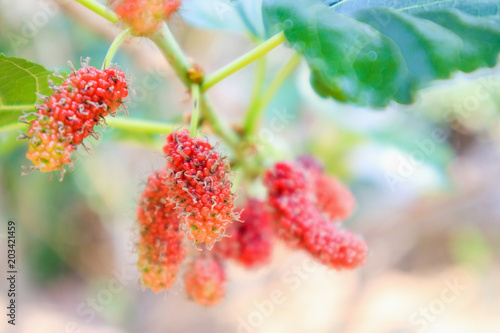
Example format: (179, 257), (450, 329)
(163, 129), (236, 246)
(137, 169), (185, 292)
(184, 255), (226, 306)
(215, 199), (274, 268)
(110, 0), (182, 35)
(23, 63), (128, 178)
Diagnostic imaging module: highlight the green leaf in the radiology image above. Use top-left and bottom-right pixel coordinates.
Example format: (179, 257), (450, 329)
(263, 0), (500, 107)
(0, 54), (63, 128)
(327, 0), (500, 16)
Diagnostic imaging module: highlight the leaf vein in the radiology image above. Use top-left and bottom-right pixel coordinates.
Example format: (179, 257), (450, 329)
(396, 0), (454, 12)
(3, 59), (42, 105)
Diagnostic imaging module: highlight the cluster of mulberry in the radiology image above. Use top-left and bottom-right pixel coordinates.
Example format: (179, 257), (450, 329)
(23, 63), (128, 179)
(137, 168), (228, 304)
(134, 148), (365, 305)
(109, 0), (182, 35)
(22, 62), (365, 301)
(264, 158), (367, 269)
(135, 130), (237, 305)
(17, 0), (370, 310)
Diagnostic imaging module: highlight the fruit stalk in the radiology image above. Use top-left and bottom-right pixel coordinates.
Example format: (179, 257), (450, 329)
(73, 0), (118, 22)
(199, 96), (240, 148)
(1, 123), (24, 133)
(245, 56), (267, 118)
(150, 23), (194, 87)
(244, 53), (301, 136)
(190, 83), (200, 136)
(106, 117), (174, 134)
(102, 28), (131, 69)
(201, 31), (286, 92)
(72, 0), (240, 149)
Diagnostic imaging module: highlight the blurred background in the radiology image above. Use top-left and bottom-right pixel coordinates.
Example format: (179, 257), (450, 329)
(1, 0), (500, 332)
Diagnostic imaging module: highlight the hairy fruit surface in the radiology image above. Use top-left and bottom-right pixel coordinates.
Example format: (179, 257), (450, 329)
(163, 129), (236, 246)
(136, 169), (185, 292)
(24, 64), (128, 177)
(304, 222), (367, 269)
(265, 159), (366, 269)
(264, 162), (315, 247)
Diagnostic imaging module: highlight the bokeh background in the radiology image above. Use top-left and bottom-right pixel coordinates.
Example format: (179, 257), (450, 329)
(1, 0), (500, 332)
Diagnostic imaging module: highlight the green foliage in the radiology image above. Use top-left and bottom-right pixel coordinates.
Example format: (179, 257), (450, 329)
(327, 0), (500, 16)
(0, 54), (167, 147)
(263, 0), (500, 107)
(0, 54), (63, 128)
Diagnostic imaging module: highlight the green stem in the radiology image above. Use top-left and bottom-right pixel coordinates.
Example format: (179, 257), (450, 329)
(244, 53), (301, 136)
(245, 56), (267, 117)
(151, 23), (193, 87)
(73, 0), (118, 23)
(72, 1), (192, 84)
(201, 31), (286, 92)
(200, 97), (239, 148)
(106, 117), (174, 134)
(190, 84), (200, 136)
(0, 105), (35, 111)
(0, 122), (24, 133)
(102, 28), (131, 69)
(1, 117), (173, 135)
(69, 0), (243, 149)
(150, 24), (241, 148)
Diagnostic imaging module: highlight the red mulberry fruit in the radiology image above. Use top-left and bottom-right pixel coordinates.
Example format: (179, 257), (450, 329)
(163, 129), (236, 247)
(110, 0), (182, 35)
(304, 222), (367, 269)
(184, 254), (226, 306)
(136, 169), (185, 292)
(24, 63), (128, 178)
(264, 162), (316, 247)
(264, 161), (309, 196)
(215, 199), (274, 268)
(313, 173), (355, 221)
(297, 156), (355, 221)
(265, 160), (367, 270)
